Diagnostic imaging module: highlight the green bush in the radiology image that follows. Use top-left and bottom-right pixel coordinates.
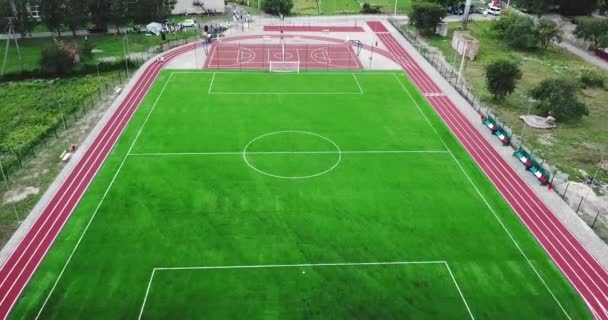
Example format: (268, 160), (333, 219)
(40, 44), (75, 77)
(261, 0), (293, 15)
(485, 59), (522, 100)
(361, 2), (381, 13)
(409, 2), (446, 36)
(580, 70), (605, 88)
(493, 13), (538, 50)
(531, 78), (589, 121)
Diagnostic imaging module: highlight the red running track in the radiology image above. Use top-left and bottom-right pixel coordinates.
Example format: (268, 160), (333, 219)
(264, 25), (364, 32)
(0, 43), (196, 320)
(366, 21), (608, 319)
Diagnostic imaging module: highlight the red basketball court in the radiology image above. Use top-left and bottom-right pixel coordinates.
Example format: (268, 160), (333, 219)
(203, 42), (363, 70)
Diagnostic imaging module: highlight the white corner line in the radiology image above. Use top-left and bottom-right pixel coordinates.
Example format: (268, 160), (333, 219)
(352, 73), (364, 94)
(137, 269), (157, 320)
(443, 262), (475, 320)
(208, 72), (216, 94)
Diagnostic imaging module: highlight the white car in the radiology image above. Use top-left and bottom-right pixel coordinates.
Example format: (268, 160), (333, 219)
(483, 5), (501, 16)
(180, 19), (196, 27)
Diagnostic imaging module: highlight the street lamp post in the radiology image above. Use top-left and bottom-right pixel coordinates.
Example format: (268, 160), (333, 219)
(519, 103), (533, 148)
(123, 32), (130, 77)
(393, 0), (398, 17)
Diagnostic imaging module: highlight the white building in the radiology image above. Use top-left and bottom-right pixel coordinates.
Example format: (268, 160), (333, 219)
(170, 0), (225, 15)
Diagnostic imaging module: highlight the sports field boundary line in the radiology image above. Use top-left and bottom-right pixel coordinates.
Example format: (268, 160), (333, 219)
(127, 150), (450, 156)
(352, 73), (363, 93)
(391, 73), (572, 319)
(207, 72), (215, 94)
(170, 71), (403, 75)
(35, 73), (176, 319)
(137, 260), (474, 320)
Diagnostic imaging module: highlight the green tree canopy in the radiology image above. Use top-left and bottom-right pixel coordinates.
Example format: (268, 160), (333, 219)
(409, 2), (446, 36)
(530, 78), (589, 121)
(536, 19), (562, 50)
(493, 13), (538, 50)
(261, 0), (294, 16)
(485, 59), (523, 100)
(574, 18), (608, 50)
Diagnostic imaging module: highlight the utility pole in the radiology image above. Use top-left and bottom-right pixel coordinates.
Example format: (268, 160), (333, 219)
(1, 17), (23, 76)
(456, 40), (468, 84)
(461, 0), (473, 30)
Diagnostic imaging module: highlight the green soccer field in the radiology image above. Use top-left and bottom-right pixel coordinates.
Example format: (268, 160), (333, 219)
(11, 71), (592, 319)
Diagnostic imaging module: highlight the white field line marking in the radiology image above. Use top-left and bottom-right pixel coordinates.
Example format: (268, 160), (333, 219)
(137, 260), (453, 320)
(207, 72), (215, 94)
(35, 73), (176, 319)
(209, 92), (362, 95)
(352, 73), (363, 94)
(444, 262), (475, 320)
(138, 269), (157, 320)
(392, 73), (572, 320)
(170, 71), (403, 75)
(127, 150), (450, 156)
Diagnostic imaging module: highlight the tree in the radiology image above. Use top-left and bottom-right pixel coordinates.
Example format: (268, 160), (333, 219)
(40, 43), (75, 76)
(409, 2), (446, 36)
(131, 0), (170, 24)
(65, 0), (88, 37)
(530, 78), (589, 121)
(0, 0), (40, 38)
(40, 0), (66, 37)
(515, 0), (552, 16)
(493, 13), (538, 50)
(536, 19), (562, 50)
(574, 18), (608, 50)
(485, 59), (522, 100)
(559, 0), (597, 16)
(261, 0), (293, 15)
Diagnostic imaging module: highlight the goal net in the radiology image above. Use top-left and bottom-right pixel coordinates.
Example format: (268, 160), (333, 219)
(269, 61), (300, 73)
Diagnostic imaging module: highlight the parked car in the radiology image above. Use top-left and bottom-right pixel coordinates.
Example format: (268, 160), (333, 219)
(87, 24), (106, 33)
(483, 5), (501, 16)
(447, 2), (475, 15)
(179, 19), (196, 28)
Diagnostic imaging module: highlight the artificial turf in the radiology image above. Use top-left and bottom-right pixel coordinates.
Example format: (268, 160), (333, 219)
(11, 71), (592, 319)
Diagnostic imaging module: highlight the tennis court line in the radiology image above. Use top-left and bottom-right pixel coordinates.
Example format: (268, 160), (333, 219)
(35, 72), (177, 319)
(392, 73), (571, 319)
(138, 260), (474, 320)
(127, 150), (450, 156)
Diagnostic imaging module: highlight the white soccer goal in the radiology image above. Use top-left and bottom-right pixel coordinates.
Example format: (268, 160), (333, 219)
(269, 61), (300, 73)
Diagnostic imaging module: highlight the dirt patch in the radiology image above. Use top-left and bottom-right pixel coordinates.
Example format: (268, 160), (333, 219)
(3, 187), (39, 204)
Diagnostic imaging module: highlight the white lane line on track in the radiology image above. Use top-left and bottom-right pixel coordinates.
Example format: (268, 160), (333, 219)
(430, 95), (608, 317)
(0, 48), (176, 314)
(29, 48), (189, 319)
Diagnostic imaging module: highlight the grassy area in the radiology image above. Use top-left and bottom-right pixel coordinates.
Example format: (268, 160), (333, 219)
(0, 72), (123, 168)
(425, 20), (608, 181)
(0, 70), (123, 246)
(289, 0), (409, 14)
(11, 71), (591, 319)
(0, 30), (199, 74)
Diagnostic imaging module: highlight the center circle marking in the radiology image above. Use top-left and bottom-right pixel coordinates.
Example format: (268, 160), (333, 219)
(242, 131), (342, 179)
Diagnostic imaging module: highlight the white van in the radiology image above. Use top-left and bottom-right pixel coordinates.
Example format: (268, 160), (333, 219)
(483, 5), (501, 16)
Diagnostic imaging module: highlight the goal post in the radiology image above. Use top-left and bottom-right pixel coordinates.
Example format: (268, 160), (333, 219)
(269, 61), (300, 73)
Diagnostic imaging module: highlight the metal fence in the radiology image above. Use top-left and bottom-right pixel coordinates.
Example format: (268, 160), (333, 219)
(387, 18), (608, 240)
